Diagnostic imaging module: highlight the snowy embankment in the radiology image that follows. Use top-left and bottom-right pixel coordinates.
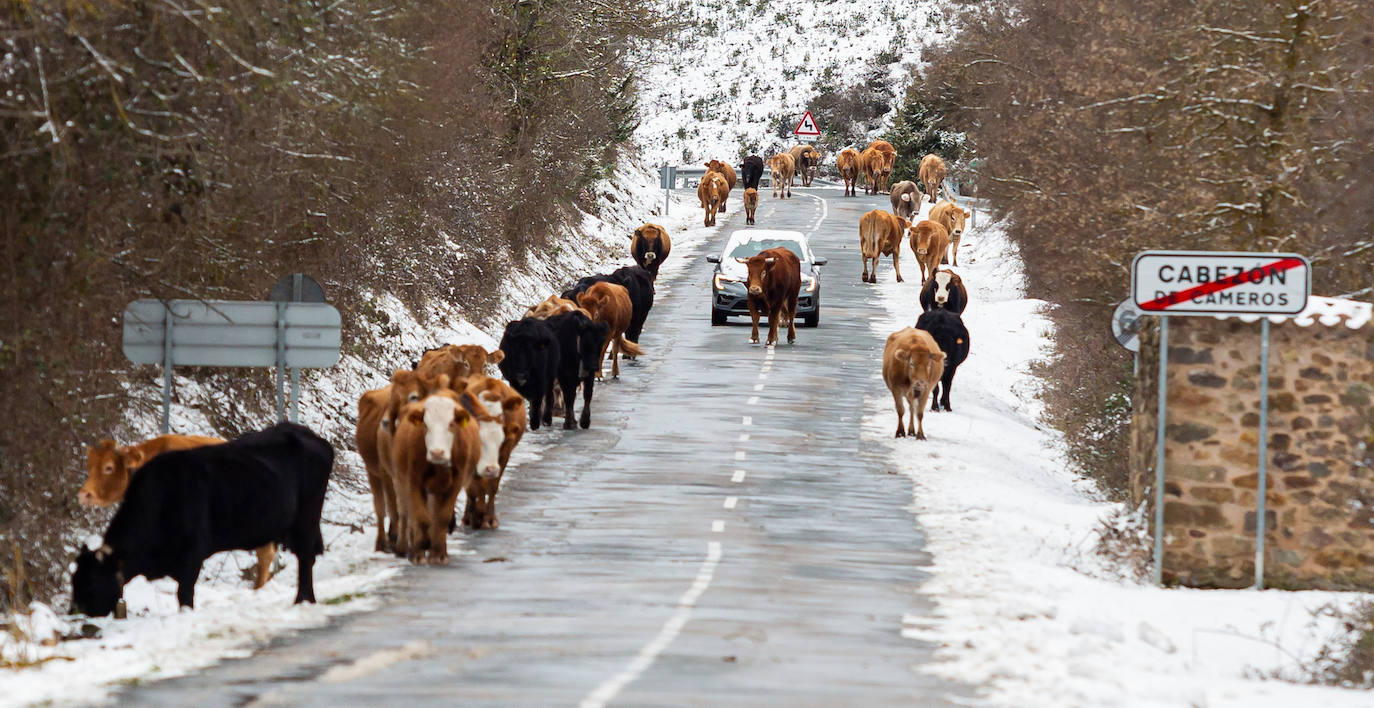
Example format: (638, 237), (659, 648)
(633, 0), (947, 166)
(0, 164), (721, 705)
(867, 201), (1370, 707)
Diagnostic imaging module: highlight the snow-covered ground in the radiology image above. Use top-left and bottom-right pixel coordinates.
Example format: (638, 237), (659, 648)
(867, 199), (1370, 707)
(633, 0), (947, 166)
(0, 165), (729, 705)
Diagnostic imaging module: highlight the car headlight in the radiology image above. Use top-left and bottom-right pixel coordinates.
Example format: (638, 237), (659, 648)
(803, 275), (817, 292)
(714, 273), (738, 290)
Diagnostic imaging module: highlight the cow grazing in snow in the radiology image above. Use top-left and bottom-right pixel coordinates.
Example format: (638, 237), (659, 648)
(882, 328), (944, 440)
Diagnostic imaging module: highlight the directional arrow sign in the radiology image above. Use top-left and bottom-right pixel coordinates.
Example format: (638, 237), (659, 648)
(1131, 250), (1309, 316)
(793, 110), (821, 137)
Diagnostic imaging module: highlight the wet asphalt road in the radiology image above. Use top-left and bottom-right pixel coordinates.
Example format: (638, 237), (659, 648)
(124, 187), (967, 706)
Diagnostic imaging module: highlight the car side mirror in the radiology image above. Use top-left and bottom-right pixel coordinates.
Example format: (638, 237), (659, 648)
(812, 257), (828, 266)
(705, 255), (721, 264)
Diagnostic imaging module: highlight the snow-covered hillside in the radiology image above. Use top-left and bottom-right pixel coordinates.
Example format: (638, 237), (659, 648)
(634, 0), (949, 166)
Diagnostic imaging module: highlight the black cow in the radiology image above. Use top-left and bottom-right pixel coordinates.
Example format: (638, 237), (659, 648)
(740, 155), (765, 191)
(497, 318), (560, 430)
(919, 269), (969, 314)
(562, 265), (655, 345)
(915, 309), (970, 412)
(544, 310), (609, 429)
(70, 423), (331, 616)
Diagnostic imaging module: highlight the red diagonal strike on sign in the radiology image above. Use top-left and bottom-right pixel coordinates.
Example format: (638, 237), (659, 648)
(1139, 257), (1305, 311)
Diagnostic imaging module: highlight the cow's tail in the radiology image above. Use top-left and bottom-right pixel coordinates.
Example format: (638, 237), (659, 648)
(617, 336), (644, 358)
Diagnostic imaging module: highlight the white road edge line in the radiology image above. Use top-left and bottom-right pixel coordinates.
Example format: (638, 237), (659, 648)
(579, 542), (723, 708)
(724, 496), (737, 509)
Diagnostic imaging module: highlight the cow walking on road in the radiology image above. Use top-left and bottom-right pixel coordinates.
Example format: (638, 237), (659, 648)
(859, 210), (909, 283)
(738, 246), (801, 347)
(836, 149), (861, 197)
(882, 329), (945, 440)
(916, 308), (970, 413)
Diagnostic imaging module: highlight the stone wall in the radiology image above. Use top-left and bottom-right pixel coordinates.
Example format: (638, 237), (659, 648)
(1130, 314), (1374, 589)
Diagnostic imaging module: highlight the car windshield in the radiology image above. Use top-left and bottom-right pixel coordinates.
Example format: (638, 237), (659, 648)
(726, 238), (807, 262)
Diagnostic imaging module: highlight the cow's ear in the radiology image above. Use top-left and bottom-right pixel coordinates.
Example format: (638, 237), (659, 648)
(391, 369), (412, 385)
(124, 448), (147, 469)
(457, 391), (480, 417)
(99, 439), (116, 450)
(894, 350), (910, 362)
(502, 393), (523, 412)
(487, 349), (505, 365)
(963, 208), (971, 218)
(454, 407), (472, 428)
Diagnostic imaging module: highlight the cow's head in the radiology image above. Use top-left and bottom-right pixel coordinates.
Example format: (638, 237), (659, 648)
(71, 544), (123, 617)
(570, 313), (609, 379)
(404, 390), (471, 467)
(386, 369), (431, 431)
(910, 223), (931, 257)
(737, 253), (779, 296)
(497, 319), (553, 388)
(79, 440), (142, 507)
(946, 205), (970, 238)
(460, 387), (506, 479)
(931, 270), (964, 307)
(704, 159), (724, 174)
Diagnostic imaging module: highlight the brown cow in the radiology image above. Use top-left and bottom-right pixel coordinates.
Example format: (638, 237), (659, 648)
(768, 153), (794, 199)
(836, 148), (861, 197)
(738, 246), (802, 346)
(575, 281), (645, 379)
(889, 180), (925, 221)
(919, 154), (948, 206)
(705, 160), (737, 212)
(459, 375), (527, 530)
(526, 295), (583, 319)
(698, 171), (729, 226)
(929, 199), (972, 267)
(883, 327), (945, 439)
(860, 147), (895, 195)
(866, 139), (898, 193)
(631, 223), (672, 279)
(391, 384), (479, 565)
(80, 435), (277, 589)
(356, 388), (396, 553)
(788, 145), (820, 186)
(743, 188), (759, 225)
(859, 210), (910, 283)
(867, 139), (896, 157)
(372, 368), (436, 556)
(417, 344), (503, 382)
(910, 220), (952, 285)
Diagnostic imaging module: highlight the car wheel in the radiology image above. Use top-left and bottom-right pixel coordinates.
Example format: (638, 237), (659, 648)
(803, 310), (819, 328)
(711, 309), (727, 326)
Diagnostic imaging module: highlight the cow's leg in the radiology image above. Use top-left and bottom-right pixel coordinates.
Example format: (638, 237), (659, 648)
(405, 482), (431, 564)
(387, 475), (407, 557)
(892, 250), (903, 283)
(175, 559), (203, 609)
(295, 551), (317, 604)
(579, 375), (594, 429)
(860, 255), (869, 283)
(364, 463), (389, 553)
(561, 377), (577, 430)
(940, 366), (956, 412)
(951, 236), (961, 267)
(252, 543), (276, 589)
(930, 379), (944, 411)
(786, 295), (798, 344)
(766, 307), (779, 347)
(914, 389), (929, 440)
(891, 389), (906, 438)
(609, 337), (620, 379)
(543, 382), (555, 427)
(747, 300), (761, 344)
(483, 477), (503, 529)
(428, 490), (456, 565)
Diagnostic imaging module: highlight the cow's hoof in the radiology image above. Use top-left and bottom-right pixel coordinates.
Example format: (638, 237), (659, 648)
(749, 338), (759, 344)
(916, 432), (927, 441)
(895, 429), (905, 438)
(896, 276), (904, 283)
(579, 416), (590, 429)
(563, 421), (576, 430)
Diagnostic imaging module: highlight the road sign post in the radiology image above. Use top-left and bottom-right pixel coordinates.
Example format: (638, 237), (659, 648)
(269, 274), (328, 423)
(659, 166), (676, 216)
(123, 297), (341, 432)
(1130, 250), (1310, 588)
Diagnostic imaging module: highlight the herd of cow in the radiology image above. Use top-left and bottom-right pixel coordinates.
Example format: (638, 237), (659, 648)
(67, 223), (676, 617)
(65, 141), (968, 619)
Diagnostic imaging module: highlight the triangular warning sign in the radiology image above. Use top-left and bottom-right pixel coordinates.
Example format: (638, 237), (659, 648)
(793, 110), (821, 137)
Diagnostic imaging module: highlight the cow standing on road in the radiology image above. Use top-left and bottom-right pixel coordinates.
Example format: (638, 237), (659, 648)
(71, 423), (332, 616)
(740, 155), (765, 191)
(882, 328), (944, 440)
(738, 246), (802, 347)
(836, 148), (861, 197)
(698, 171), (729, 226)
(859, 209), (910, 283)
(705, 160), (738, 212)
(631, 223), (672, 279)
(919, 269), (969, 314)
(498, 318), (561, 430)
(743, 188), (759, 225)
(929, 200), (971, 267)
(392, 386), (479, 565)
(769, 153), (794, 199)
(910, 220), (951, 284)
(889, 181), (924, 221)
(459, 375), (527, 530)
(545, 310), (609, 429)
(916, 308), (970, 413)
(919, 154), (948, 206)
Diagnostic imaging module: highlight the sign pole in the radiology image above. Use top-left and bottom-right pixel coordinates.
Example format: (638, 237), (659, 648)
(275, 302), (287, 422)
(1255, 318), (1272, 589)
(288, 275), (302, 423)
(161, 305), (174, 435)
(1153, 315), (1169, 586)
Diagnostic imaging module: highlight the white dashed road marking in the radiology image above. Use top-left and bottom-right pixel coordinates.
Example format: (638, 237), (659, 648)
(747, 396), (759, 405)
(711, 520), (725, 533)
(742, 416), (752, 426)
(732, 470), (746, 483)
(753, 384), (764, 391)
(724, 496), (737, 509)
(738, 433), (750, 442)
(734, 450), (746, 461)
(580, 542), (724, 708)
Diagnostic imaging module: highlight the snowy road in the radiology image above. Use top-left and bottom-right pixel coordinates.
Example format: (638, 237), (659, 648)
(120, 188), (972, 705)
